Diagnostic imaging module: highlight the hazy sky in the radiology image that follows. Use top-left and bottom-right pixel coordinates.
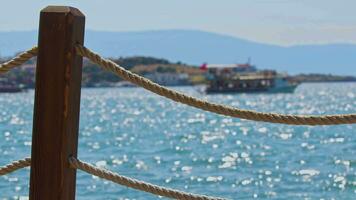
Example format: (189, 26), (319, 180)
(1, 0), (355, 46)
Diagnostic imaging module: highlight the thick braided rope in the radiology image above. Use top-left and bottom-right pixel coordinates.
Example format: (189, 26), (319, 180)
(69, 157), (225, 200)
(75, 45), (356, 126)
(0, 47), (38, 73)
(0, 158), (31, 176)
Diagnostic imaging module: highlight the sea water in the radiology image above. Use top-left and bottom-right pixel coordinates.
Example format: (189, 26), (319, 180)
(0, 83), (355, 200)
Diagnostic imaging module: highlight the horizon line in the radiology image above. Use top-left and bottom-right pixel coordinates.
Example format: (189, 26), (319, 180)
(1, 28), (356, 47)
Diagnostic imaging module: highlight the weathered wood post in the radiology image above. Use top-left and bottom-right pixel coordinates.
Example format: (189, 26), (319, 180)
(29, 6), (85, 200)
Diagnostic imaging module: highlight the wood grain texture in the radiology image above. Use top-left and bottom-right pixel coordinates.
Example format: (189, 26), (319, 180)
(29, 6), (85, 200)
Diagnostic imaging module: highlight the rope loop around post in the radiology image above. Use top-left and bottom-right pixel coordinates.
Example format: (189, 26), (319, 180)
(75, 45), (356, 126)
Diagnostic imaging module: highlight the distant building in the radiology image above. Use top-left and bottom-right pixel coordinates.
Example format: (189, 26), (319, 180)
(144, 72), (190, 86)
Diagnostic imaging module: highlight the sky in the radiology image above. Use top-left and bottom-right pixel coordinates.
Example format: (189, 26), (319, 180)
(0, 0), (355, 46)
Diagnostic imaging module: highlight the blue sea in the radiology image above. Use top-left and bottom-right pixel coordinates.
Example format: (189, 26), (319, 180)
(0, 83), (355, 200)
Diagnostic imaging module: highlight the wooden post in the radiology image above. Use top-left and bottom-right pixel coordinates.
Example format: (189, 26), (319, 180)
(29, 6), (85, 200)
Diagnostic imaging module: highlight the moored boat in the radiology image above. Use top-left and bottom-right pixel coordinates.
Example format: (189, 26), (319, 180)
(200, 61), (299, 94)
(0, 85), (23, 93)
(0, 79), (24, 93)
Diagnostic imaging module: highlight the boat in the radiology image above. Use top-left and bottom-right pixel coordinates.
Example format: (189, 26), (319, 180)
(200, 60), (299, 94)
(114, 81), (137, 87)
(0, 78), (24, 93)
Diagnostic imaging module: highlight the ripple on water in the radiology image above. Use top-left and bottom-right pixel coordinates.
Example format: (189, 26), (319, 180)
(0, 84), (355, 199)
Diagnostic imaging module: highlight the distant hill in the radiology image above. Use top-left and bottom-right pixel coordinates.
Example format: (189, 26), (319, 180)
(1, 30), (355, 75)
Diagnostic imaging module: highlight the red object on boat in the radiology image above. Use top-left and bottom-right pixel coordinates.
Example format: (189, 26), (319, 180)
(237, 63), (251, 68)
(200, 63), (208, 71)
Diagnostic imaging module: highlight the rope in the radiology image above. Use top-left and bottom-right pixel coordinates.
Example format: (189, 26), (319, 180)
(69, 157), (225, 200)
(0, 158), (31, 176)
(0, 47), (38, 73)
(75, 45), (356, 126)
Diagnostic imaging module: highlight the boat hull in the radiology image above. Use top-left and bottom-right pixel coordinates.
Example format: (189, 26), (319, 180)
(206, 84), (298, 94)
(267, 85), (298, 93)
(0, 87), (24, 93)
